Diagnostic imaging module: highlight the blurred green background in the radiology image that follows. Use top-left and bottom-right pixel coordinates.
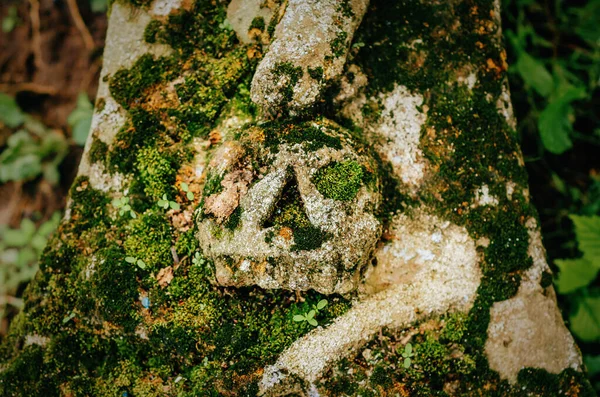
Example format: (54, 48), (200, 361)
(0, 0), (599, 391)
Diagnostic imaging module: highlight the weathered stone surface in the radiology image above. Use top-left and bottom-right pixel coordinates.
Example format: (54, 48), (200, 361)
(227, 0), (275, 44)
(197, 119), (382, 294)
(250, 0), (369, 115)
(260, 210), (482, 394)
(485, 218), (582, 383)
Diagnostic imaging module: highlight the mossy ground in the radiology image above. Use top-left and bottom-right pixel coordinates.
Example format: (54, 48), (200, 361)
(0, 0), (592, 395)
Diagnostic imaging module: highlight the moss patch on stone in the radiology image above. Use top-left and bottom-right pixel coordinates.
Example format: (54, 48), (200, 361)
(88, 136), (108, 165)
(314, 160), (364, 201)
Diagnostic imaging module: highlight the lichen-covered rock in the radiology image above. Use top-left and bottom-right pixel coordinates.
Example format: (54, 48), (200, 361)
(250, 0), (369, 115)
(196, 118), (382, 294)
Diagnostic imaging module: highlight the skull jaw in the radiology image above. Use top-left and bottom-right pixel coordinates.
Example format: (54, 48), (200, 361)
(198, 214), (381, 295)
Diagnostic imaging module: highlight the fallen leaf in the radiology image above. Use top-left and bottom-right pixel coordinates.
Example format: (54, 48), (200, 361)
(157, 266), (174, 288)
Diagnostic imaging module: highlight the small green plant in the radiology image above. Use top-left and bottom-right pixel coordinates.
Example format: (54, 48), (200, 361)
(0, 94), (68, 185)
(67, 92), (93, 146)
(125, 256), (146, 270)
(112, 196), (137, 218)
(192, 252), (205, 266)
(293, 299), (328, 327)
(158, 194), (180, 210)
(400, 343), (415, 368)
(180, 182), (194, 201)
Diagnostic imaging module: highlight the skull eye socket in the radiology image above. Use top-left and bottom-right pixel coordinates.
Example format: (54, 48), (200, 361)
(262, 174), (330, 251)
(313, 160), (365, 201)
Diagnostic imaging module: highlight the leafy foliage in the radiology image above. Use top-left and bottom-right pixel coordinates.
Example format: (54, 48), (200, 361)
(505, 0), (599, 155)
(67, 92), (94, 146)
(293, 299), (327, 327)
(0, 213), (61, 322)
(554, 215), (600, 341)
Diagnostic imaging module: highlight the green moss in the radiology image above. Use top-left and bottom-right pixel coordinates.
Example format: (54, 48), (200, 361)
(370, 365), (393, 388)
(291, 225), (328, 251)
(107, 108), (163, 173)
(313, 160), (364, 201)
(439, 312), (468, 343)
(249, 16), (265, 32)
(96, 97), (106, 112)
(109, 54), (174, 109)
(144, 19), (162, 43)
(337, 0), (354, 18)
(261, 120), (342, 152)
(175, 228), (200, 259)
(224, 207), (242, 230)
(517, 368), (596, 397)
(68, 176), (110, 232)
(272, 62), (303, 110)
(136, 146), (177, 200)
(155, 0), (237, 57)
(540, 270), (553, 288)
(264, 176), (329, 251)
(307, 66), (324, 82)
(124, 210), (173, 272)
(115, 0), (153, 8)
(330, 30), (348, 58)
(203, 171), (224, 197)
(88, 136), (108, 165)
(92, 244), (139, 331)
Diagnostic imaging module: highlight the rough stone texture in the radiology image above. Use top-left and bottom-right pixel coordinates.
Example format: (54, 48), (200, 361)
(197, 119), (381, 294)
(368, 84), (428, 194)
(76, 2), (173, 194)
(250, 0), (369, 115)
(227, 0), (275, 44)
(260, 210), (482, 394)
(485, 218), (582, 383)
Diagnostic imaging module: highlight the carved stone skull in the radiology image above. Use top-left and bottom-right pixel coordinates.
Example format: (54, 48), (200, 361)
(196, 119), (382, 294)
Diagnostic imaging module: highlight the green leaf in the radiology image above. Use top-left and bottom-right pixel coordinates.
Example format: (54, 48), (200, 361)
(570, 295), (600, 342)
(169, 201), (180, 210)
(316, 299), (328, 310)
(570, 215), (600, 265)
(67, 93), (93, 146)
(2, 229), (29, 247)
(293, 315), (305, 322)
(403, 358), (411, 368)
(125, 256), (136, 264)
(130, 211), (137, 219)
(405, 343), (413, 355)
(16, 247), (37, 267)
(0, 153), (42, 183)
(538, 86), (586, 154)
(515, 52), (554, 97)
(137, 259), (146, 269)
(0, 93), (25, 127)
(181, 182), (189, 192)
(30, 234), (48, 253)
(306, 310), (316, 319)
(62, 311), (76, 324)
(2, 6), (19, 33)
(572, 0), (600, 44)
(90, 0), (108, 13)
(186, 191), (195, 201)
(555, 258), (598, 294)
(585, 354), (600, 377)
(307, 317), (318, 327)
